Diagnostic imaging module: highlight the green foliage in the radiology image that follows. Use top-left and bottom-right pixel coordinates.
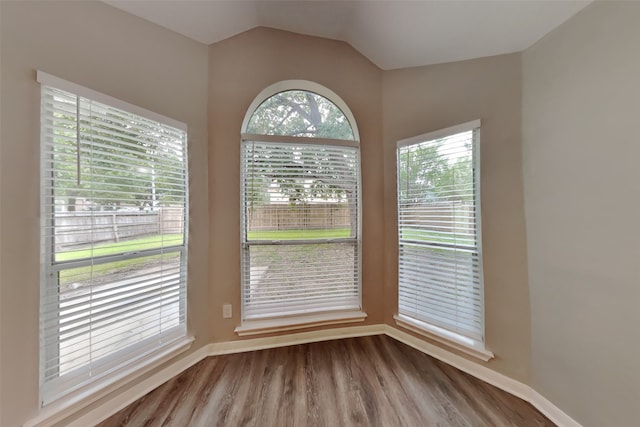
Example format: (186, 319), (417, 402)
(398, 139), (473, 203)
(245, 90), (358, 207)
(50, 95), (186, 211)
(247, 144), (356, 205)
(247, 90), (354, 140)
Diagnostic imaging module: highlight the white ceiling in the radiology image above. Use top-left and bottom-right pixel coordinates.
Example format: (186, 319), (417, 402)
(104, 0), (591, 70)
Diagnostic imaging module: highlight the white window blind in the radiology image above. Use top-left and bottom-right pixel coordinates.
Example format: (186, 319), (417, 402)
(241, 140), (361, 320)
(39, 73), (188, 405)
(397, 121), (484, 343)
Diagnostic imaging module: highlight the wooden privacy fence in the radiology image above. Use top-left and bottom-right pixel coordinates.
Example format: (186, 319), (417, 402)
(248, 204), (350, 230)
(54, 208), (184, 250)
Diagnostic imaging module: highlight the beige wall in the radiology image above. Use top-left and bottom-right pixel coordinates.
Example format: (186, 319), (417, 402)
(0, 2), (210, 426)
(522, 2), (640, 425)
(383, 54), (532, 382)
(0, 1), (3, 420)
(208, 27), (385, 341)
(0, 5), (534, 423)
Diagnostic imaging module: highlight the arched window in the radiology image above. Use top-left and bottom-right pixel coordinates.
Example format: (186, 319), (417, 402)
(245, 90), (356, 140)
(237, 81), (365, 334)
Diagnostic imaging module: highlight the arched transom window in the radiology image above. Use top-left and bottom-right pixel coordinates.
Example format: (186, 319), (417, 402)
(245, 90), (355, 140)
(237, 81), (365, 334)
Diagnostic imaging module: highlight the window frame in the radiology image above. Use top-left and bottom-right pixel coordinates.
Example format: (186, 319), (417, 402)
(38, 71), (192, 406)
(237, 81), (365, 335)
(394, 120), (493, 361)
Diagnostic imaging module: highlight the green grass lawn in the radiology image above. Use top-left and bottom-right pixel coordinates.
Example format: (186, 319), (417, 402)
(247, 228), (351, 240)
(400, 229), (474, 246)
(57, 234), (183, 287)
(247, 228), (474, 245)
(55, 228), (474, 288)
(55, 229), (473, 263)
(56, 233), (184, 262)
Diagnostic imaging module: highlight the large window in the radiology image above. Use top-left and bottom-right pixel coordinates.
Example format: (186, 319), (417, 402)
(396, 120), (490, 358)
(39, 72), (189, 405)
(239, 82), (363, 333)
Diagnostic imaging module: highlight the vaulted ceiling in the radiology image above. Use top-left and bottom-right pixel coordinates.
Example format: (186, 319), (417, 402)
(105, 0), (591, 70)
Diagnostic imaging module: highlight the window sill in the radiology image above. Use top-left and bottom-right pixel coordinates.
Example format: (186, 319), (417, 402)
(394, 314), (494, 362)
(235, 310), (368, 336)
(27, 336), (194, 427)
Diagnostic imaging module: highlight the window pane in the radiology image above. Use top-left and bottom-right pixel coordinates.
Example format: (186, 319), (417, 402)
(397, 125), (483, 342)
(246, 90), (355, 140)
(40, 79), (189, 405)
(398, 243), (482, 339)
(42, 88), (187, 263)
(243, 142), (359, 241)
(241, 84), (361, 323)
(398, 130), (477, 248)
(398, 204), (475, 247)
(247, 202), (353, 241)
(54, 220), (184, 262)
(244, 243), (359, 319)
(44, 252), (184, 379)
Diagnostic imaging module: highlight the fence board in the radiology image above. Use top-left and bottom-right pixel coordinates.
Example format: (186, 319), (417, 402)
(247, 204), (350, 231)
(54, 208), (184, 250)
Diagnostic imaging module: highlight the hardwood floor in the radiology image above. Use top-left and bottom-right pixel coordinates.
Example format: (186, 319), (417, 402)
(98, 335), (554, 427)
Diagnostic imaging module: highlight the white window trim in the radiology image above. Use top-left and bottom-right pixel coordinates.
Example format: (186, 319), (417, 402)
(239, 139), (363, 327)
(394, 315), (493, 362)
(38, 71), (191, 406)
(24, 337), (193, 427)
(239, 82), (362, 333)
(396, 120), (490, 359)
(235, 310), (367, 336)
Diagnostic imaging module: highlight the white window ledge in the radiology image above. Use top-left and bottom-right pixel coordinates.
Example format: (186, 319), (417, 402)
(394, 315), (494, 362)
(26, 336), (194, 427)
(235, 311), (368, 336)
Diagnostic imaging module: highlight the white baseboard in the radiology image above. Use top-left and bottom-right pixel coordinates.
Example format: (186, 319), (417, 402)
(66, 345), (211, 427)
(383, 325), (581, 427)
(61, 324), (385, 426)
(48, 323), (580, 427)
(530, 389), (582, 427)
(209, 323), (384, 355)
(382, 325), (532, 401)
(25, 338), (194, 427)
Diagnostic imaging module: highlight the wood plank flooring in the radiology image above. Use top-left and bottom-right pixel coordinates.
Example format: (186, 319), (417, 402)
(98, 335), (554, 427)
